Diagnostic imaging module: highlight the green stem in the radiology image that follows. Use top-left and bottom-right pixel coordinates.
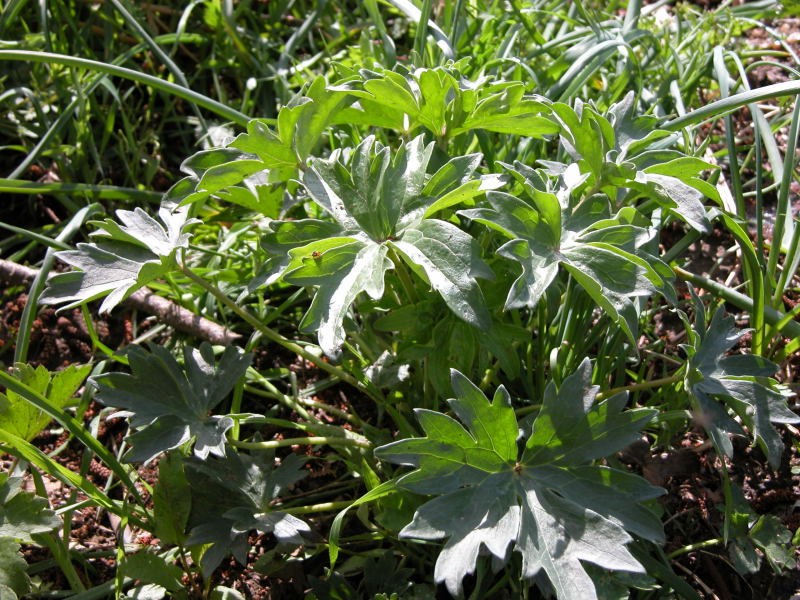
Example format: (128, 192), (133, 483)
(31, 468), (86, 592)
(281, 500), (354, 515)
(674, 266), (800, 338)
(535, 299), (547, 399)
(515, 403), (542, 418)
(228, 436), (371, 450)
(35, 533), (87, 592)
(596, 374), (682, 400)
(656, 410), (694, 423)
(773, 301), (800, 333)
(80, 305), (127, 363)
(179, 264), (382, 403)
(297, 397), (365, 427)
(667, 537), (724, 559)
(245, 373), (315, 422)
(388, 247), (421, 304)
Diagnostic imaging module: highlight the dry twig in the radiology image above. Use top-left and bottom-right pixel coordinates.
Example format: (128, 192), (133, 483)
(0, 258), (241, 345)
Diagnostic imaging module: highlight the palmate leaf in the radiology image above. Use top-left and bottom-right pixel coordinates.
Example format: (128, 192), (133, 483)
(40, 200), (197, 313)
(265, 134), (497, 357)
(682, 304), (800, 469)
(183, 449), (311, 576)
(285, 239), (393, 354)
(725, 485), (795, 576)
(0, 538), (30, 600)
(165, 76), (353, 213)
(0, 475), (60, 543)
(375, 360), (663, 599)
(0, 363), (90, 442)
(165, 147), (284, 215)
(549, 93), (715, 233)
(90, 343), (252, 463)
(329, 64), (558, 139)
(460, 165), (672, 342)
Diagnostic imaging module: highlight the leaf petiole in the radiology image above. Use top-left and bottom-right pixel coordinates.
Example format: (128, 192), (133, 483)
(666, 537), (724, 559)
(178, 263), (384, 403)
(596, 374), (684, 401)
(387, 246), (421, 304)
(227, 436), (371, 451)
(282, 500), (355, 515)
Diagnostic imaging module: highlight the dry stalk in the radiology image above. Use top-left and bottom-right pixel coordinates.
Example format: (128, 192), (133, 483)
(0, 258), (241, 345)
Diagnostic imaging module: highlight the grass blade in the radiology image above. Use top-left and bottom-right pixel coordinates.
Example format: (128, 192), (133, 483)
(0, 50), (250, 126)
(0, 178), (162, 203)
(0, 222), (71, 250)
(0, 429), (145, 527)
(713, 46), (746, 217)
(413, 0), (433, 63)
(108, 0), (208, 132)
(14, 203), (101, 363)
(0, 0), (29, 34)
(385, 0), (455, 59)
(662, 80), (800, 131)
(674, 266), (800, 339)
(364, 0), (396, 66)
(718, 213), (765, 354)
(548, 38), (631, 100)
(767, 99), (800, 296)
(0, 369), (142, 503)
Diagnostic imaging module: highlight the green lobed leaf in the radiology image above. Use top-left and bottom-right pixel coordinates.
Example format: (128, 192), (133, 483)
(167, 143), (286, 213)
(454, 84), (558, 137)
(0, 538), (29, 599)
(40, 200), (197, 313)
(285, 239), (393, 358)
(608, 92), (662, 157)
(683, 304), (800, 468)
(630, 172), (711, 233)
(0, 475), (60, 543)
(301, 136), (437, 238)
(749, 514), (795, 571)
(121, 551), (184, 592)
(152, 452), (191, 546)
(181, 148), (243, 176)
(293, 76), (356, 161)
(552, 100), (611, 178)
(461, 179), (669, 340)
(183, 449), (311, 576)
(0, 363), (90, 442)
(562, 243), (658, 342)
(550, 95), (714, 233)
(229, 120), (297, 167)
(375, 360), (662, 598)
(392, 220), (493, 331)
(330, 66), (555, 139)
(38, 242), (169, 314)
(264, 134), (493, 355)
(91, 343), (252, 463)
(196, 160), (269, 196)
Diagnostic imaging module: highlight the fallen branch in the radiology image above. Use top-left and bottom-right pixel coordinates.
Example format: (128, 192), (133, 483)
(0, 258), (241, 345)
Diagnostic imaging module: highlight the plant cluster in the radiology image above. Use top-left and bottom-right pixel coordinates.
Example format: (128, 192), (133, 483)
(0, 0), (799, 599)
